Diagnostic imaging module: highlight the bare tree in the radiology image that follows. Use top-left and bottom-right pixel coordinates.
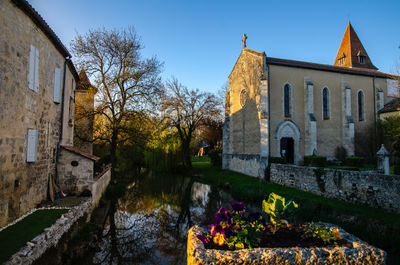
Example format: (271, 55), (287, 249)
(71, 27), (162, 179)
(162, 78), (221, 168)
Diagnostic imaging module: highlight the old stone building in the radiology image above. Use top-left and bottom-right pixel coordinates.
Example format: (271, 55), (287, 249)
(73, 69), (96, 154)
(0, 0), (97, 227)
(223, 23), (399, 177)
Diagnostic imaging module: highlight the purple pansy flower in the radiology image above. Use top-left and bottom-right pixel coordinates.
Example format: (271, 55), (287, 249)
(230, 201), (246, 213)
(212, 225), (226, 246)
(196, 234), (209, 245)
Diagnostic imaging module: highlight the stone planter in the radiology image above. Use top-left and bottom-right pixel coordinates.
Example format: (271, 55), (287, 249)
(187, 224), (386, 265)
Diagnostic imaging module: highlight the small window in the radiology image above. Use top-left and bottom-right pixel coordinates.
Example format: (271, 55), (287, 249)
(358, 56), (365, 64)
(71, 161), (79, 167)
(339, 58), (345, 65)
(26, 129), (38, 162)
(239, 89), (248, 107)
(358, 90), (365, 121)
(28, 45), (39, 92)
(53, 68), (62, 103)
(284, 84), (291, 117)
(322, 87), (330, 120)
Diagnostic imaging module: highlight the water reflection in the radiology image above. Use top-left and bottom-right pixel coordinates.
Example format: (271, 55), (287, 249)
(93, 173), (233, 265)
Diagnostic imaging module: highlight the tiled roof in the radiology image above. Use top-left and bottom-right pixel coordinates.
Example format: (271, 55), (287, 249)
(11, 0), (79, 80)
(333, 23), (377, 70)
(266, 57), (390, 78)
(378, 98), (400, 114)
(61, 145), (100, 161)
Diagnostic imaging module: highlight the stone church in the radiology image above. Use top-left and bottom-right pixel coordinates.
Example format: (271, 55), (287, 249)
(222, 23), (399, 178)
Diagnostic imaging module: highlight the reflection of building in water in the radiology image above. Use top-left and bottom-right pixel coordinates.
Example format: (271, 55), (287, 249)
(191, 182), (211, 207)
(223, 23), (400, 177)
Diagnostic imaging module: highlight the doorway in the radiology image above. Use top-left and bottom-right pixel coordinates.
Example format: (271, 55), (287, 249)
(280, 137), (294, 164)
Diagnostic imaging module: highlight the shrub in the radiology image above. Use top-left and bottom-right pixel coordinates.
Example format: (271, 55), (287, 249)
(269, 157), (286, 164)
(304, 155), (327, 167)
(334, 146), (347, 163)
(208, 149), (222, 167)
(344, 157), (364, 167)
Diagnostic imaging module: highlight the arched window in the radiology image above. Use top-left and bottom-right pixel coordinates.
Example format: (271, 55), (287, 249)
(284, 84), (291, 117)
(322, 87), (330, 120)
(358, 90), (364, 121)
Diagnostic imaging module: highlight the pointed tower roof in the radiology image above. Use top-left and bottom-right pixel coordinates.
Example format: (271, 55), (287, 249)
(334, 23), (377, 70)
(77, 69), (92, 90)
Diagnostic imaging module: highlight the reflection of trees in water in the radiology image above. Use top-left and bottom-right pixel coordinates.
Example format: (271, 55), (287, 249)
(93, 174), (226, 265)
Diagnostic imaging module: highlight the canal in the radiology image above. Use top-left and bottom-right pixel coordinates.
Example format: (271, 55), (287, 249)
(82, 172), (245, 265)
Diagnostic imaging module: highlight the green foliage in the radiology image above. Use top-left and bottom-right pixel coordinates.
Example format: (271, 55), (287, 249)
(208, 148), (222, 167)
(303, 223), (341, 244)
(226, 212), (265, 250)
(262, 192), (298, 232)
(304, 155), (327, 167)
(269, 157), (286, 164)
(314, 168), (326, 192)
(378, 116), (400, 143)
(344, 156), (364, 167)
(144, 148), (181, 172)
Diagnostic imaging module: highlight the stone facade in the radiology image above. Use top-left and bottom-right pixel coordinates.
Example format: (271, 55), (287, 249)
(270, 163), (400, 213)
(223, 24), (399, 178)
(57, 146), (99, 194)
(0, 0), (96, 228)
(187, 224), (386, 265)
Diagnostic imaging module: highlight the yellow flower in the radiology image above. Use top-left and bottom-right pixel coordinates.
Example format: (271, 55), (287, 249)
(213, 233), (226, 246)
(235, 242), (244, 249)
(332, 228), (342, 240)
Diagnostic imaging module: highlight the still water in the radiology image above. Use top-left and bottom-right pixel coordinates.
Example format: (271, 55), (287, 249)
(92, 173), (240, 265)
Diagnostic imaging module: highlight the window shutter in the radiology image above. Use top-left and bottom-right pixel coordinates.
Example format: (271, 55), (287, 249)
(28, 45), (35, 91)
(34, 47), (39, 92)
(53, 68), (61, 103)
(27, 129), (38, 162)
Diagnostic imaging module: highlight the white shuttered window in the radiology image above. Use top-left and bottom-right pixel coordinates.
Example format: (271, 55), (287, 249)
(53, 68), (62, 103)
(27, 129), (38, 162)
(28, 45), (39, 92)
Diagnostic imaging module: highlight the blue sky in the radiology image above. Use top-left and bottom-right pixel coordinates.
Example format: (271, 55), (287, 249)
(30, 0), (400, 94)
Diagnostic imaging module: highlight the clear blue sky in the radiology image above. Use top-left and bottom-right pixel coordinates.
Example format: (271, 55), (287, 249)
(30, 0), (400, 94)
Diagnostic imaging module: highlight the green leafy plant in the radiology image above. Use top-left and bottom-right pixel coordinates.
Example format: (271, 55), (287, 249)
(303, 223), (342, 244)
(262, 192), (298, 233)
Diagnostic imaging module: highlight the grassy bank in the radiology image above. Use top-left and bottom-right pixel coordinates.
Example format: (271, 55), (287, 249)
(0, 209), (68, 264)
(193, 158), (400, 263)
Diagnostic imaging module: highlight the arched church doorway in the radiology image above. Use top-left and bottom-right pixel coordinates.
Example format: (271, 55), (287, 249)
(280, 137), (294, 163)
(275, 120), (301, 164)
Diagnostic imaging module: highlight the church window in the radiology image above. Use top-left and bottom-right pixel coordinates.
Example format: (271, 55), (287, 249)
(358, 56), (365, 64)
(322, 87), (330, 120)
(284, 84), (291, 117)
(239, 89), (248, 107)
(358, 90), (364, 121)
(339, 58), (344, 65)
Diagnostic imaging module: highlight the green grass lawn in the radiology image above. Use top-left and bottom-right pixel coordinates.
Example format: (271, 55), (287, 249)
(0, 209), (68, 264)
(193, 159), (400, 263)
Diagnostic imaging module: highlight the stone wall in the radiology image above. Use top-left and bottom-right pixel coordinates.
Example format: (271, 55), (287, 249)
(91, 167), (111, 208)
(4, 199), (91, 265)
(270, 163), (400, 213)
(0, 0), (76, 227)
(57, 149), (95, 194)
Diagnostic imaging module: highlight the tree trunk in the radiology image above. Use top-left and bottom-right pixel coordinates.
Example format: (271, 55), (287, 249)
(182, 139), (192, 169)
(110, 130), (118, 180)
